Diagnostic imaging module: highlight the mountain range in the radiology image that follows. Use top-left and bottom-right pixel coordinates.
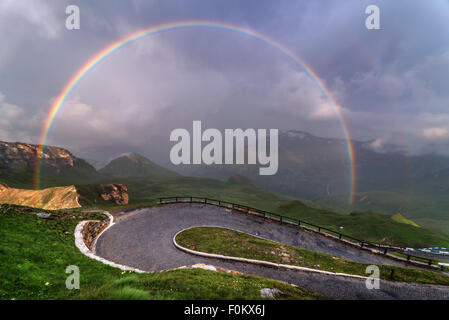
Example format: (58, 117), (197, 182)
(1, 131), (448, 235)
(179, 130), (449, 199)
(168, 130), (449, 234)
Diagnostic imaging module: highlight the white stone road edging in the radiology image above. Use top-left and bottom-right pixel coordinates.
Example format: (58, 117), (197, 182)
(173, 226), (369, 280)
(74, 212), (146, 273)
(74, 212), (243, 275)
(90, 211), (114, 254)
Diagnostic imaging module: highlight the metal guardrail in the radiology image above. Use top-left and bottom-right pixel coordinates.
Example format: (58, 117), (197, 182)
(405, 248), (449, 263)
(406, 247), (449, 255)
(158, 196), (437, 267)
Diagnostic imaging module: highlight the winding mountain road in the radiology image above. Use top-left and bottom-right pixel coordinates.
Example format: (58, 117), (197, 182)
(95, 203), (449, 300)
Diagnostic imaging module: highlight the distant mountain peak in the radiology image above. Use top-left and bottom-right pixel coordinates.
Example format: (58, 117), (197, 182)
(115, 152), (148, 164)
(100, 152), (179, 179)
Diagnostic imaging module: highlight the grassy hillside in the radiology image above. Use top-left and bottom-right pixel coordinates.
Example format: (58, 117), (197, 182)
(391, 213), (419, 227)
(87, 176), (449, 248)
(314, 190), (449, 235)
(0, 204), (321, 300)
(277, 201), (449, 248)
(112, 176), (295, 212)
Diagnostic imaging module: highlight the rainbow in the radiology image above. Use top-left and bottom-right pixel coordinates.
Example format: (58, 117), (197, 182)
(35, 20), (357, 204)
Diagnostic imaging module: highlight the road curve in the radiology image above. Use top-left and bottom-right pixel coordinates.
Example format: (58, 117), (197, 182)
(95, 203), (449, 300)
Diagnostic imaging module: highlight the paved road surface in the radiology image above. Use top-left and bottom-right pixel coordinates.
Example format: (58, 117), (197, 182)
(95, 203), (449, 300)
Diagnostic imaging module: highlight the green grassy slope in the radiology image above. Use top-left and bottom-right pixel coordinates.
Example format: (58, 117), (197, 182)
(20, 168), (449, 249)
(107, 176), (295, 212)
(277, 201), (449, 248)
(391, 213), (419, 227)
(79, 268), (321, 300)
(314, 190), (449, 235)
(0, 204), (321, 300)
(103, 177), (449, 248)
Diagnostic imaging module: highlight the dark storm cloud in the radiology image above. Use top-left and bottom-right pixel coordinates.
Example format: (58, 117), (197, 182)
(0, 0), (448, 160)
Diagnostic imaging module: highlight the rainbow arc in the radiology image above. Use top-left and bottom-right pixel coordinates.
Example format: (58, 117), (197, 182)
(35, 20), (357, 204)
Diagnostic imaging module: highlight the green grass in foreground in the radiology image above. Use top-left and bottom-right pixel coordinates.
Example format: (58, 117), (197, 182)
(79, 269), (322, 300)
(0, 205), (321, 300)
(176, 227), (449, 286)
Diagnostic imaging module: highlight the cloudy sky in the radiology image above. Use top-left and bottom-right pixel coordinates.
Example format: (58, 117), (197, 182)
(1, 0), (449, 163)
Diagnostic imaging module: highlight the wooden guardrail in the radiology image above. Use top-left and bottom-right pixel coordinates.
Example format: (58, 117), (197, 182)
(158, 196), (436, 267)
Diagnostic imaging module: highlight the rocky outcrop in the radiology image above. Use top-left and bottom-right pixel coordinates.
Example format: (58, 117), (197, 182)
(0, 141), (76, 173)
(99, 184), (129, 205)
(75, 184), (129, 206)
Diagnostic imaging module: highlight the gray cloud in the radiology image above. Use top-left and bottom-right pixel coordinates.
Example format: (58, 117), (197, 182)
(0, 0), (449, 162)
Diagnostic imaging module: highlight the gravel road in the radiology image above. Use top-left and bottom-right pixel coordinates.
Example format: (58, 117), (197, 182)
(95, 203), (449, 300)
